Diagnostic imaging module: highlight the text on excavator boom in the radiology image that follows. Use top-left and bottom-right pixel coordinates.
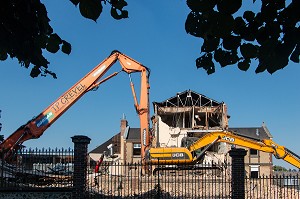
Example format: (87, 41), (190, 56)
(0, 50), (151, 163)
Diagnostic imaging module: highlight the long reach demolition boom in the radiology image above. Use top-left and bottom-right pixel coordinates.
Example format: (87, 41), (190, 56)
(0, 50), (151, 162)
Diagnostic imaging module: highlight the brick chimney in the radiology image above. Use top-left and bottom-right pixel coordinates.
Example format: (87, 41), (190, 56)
(120, 114), (128, 164)
(120, 114), (128, 137)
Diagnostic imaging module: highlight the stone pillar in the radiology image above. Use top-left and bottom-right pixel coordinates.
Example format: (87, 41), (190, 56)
(229, 148), (247, 199)
(72, 135), (91, 199)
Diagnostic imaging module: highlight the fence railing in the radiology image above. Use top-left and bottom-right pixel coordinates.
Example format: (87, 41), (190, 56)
(245, 174), (300, 199)
(87, 162), (232, 198)
(0, 148), (74, 190)
(87, 163), (231, 198)
(1, 148), (300, 199)
(87, 162), (300, 199)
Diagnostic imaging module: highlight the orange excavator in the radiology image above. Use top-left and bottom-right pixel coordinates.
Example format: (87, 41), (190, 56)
(0, 50), (151, 163)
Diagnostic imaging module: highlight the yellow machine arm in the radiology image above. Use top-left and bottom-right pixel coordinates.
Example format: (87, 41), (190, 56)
(148, 131), (300, 169)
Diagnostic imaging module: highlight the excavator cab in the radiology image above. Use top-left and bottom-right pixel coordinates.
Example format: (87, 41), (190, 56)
(181, 137), (207, 161)
(181, 137), (199, 147)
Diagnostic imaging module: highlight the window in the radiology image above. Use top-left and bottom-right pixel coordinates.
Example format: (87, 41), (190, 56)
(250, 170), (259, 178)
(133, 143), (141, 156)
(250, 149), (258, 156)
(250, 165), (259, 179)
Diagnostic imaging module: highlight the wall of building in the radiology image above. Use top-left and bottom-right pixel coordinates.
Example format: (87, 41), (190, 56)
(154, 114), (273, 176)
(236, 146), (272, 176)
(155, 116), (188, 147)
(125, 142), (133, 162)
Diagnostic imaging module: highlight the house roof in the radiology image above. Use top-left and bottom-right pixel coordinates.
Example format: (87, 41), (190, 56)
(89, 127), (141, 154)
(89, 133), (120, 154)
(187, 125), (272, 141)
(153, 90), (222, 107)
(229, 125), (272, 140)
(126, 127), (141, 141)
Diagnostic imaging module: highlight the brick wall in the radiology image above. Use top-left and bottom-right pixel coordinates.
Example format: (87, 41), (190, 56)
(229, 148), (247, 199)
(71, 135), (91, 199)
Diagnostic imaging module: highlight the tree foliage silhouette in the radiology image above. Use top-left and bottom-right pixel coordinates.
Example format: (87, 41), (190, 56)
(0, 0), (298, 77)
(0, 0), (128, 78)
(185, 0), (300, 74)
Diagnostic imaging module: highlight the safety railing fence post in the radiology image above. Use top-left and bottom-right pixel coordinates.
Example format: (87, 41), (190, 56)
(156, 158), (160, 199)
(229, 148), (247, 199)
(71, 135), (91, 199)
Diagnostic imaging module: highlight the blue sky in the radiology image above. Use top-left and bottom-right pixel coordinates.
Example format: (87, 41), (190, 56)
(0, 0), (299, 169)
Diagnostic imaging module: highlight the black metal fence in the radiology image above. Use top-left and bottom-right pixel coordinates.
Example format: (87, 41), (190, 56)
(87, 162), (231, 198)
(245, 174), (300, 199)
(1, 148), (300, 199)
(87, 162), (300, 199)
(0, 148), (73, 190)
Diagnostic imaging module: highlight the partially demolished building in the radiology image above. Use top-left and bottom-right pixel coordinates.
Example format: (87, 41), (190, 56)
(90, 89), (273, 177)
(151, 90), (273, 176)
(152, 90), (229, 148)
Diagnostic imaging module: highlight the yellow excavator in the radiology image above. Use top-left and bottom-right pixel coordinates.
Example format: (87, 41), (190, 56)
(147, 131), (300, 169)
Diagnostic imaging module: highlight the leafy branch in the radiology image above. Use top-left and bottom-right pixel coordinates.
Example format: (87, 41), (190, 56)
(185, 0), (300, 74)
(0, 0), (128, 78)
